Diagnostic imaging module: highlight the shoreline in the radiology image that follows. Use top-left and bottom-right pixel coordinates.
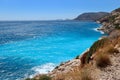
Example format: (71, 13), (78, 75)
(30, 24), (105, 79)
(27, 8), (120, 80)
(93, 27), (105, 34)
(47, 24), (105, 76)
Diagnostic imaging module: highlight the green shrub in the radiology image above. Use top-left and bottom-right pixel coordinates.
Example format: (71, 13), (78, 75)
(109, 16), (115, 22)
(25, 78), (35, 80)
(39, 75), (51, 80)
(75, 55), (79, 59)
(80, 51), (89, 66)
(55, 66), (59, 69)
(108, 15), (119, 23)
(86, 38), (109, 63)
(25, 78), (31, 80)
(115, 24), (120, 29)
(114, 8), (120, 12)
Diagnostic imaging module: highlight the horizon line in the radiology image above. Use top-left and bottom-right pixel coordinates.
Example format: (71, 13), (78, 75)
(0, 19), (74, 22)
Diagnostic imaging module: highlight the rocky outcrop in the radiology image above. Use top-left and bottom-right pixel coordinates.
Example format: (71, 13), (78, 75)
(49, 59), (81, 77)
(99, 49), (120, 80)
(74, 12), (109, 21)
(98, 8), (120, 34)
(48, 50), (89, 78)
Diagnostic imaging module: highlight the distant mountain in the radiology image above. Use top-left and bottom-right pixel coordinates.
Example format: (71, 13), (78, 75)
(74, 12), (109, 21)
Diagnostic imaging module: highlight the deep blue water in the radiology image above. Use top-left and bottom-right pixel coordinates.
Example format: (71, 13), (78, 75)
(0, 21), (103, 80)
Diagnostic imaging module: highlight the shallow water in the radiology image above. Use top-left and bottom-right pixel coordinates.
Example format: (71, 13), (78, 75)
(0, 21), (103, 80)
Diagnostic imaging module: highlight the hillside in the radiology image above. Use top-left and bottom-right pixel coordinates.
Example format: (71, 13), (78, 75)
(74, 12), (109, 21)
(27, 8), (120, 80)
(98, 8), (120, 34)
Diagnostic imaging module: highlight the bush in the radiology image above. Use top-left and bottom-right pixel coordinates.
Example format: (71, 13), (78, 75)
(114, 8), (120, 12)
(39, 75), (51, 80)
(80, 51), (89, 67)
(107, 47), (119, 54)
(96, 54), (111, 68)
(25, 78), (31, 80)
(25, 78), (35, 80)
(108, 15), (119, 23)
(115, 24), (120, 29)
(109, 16), (115, 22)
(54, 66), (59, 69)
(75, 55), (79, 59)
(86, 38), (109, 63)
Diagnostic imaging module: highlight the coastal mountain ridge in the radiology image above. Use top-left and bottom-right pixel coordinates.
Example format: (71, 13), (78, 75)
(27, 8), (120, 80)
(74, 12), (109, 21)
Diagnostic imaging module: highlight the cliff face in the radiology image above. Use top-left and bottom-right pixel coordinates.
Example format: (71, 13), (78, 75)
(74, 12), (109, 21)
(98, 8), (120, 34)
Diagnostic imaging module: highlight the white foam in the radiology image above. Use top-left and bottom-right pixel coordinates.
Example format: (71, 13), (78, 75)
(93, 28), (104, 34)
(29, 63), (56, 78)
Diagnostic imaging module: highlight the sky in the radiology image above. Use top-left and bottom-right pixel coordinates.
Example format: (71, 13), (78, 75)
(0, 0), (120, 20)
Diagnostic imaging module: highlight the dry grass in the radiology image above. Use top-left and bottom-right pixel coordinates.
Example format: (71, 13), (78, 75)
(52, 65), (93, 80)
(80, 51), (89, 67)
(107, 47), (119, 54)
(96, 44), (118, 55)
(52, 73), (65, 80)
(86, 38), (110, 63)
(80, 68), (93, 80)
(96, 53), (111, 68)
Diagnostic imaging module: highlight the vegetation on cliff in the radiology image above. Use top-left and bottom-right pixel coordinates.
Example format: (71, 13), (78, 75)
(99, 8), (120, 33)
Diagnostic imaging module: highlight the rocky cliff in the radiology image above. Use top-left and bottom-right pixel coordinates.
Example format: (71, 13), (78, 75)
(74, 12), (109, 21)
(98, 8), (120, 34)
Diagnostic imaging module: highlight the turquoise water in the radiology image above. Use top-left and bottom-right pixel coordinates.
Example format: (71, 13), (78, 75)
(0, 21), (103, 80)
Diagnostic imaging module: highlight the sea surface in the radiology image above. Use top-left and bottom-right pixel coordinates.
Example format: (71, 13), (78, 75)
(0, 21), (103, 80)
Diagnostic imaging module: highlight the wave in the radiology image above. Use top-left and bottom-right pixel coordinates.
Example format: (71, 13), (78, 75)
(93, 27), (104, 34)
(29, 63), (56, 78)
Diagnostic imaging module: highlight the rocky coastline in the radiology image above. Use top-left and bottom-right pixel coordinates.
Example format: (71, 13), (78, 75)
(27, 8), (120, 80)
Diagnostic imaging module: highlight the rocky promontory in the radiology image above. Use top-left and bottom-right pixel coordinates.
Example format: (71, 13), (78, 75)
(98, 8), (120, 34)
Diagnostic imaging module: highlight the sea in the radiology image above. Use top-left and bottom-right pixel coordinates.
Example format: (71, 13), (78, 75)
(0, 20), (103, 80)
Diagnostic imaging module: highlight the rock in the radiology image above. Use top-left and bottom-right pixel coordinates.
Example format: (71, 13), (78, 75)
(99, 8), (120, 34)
